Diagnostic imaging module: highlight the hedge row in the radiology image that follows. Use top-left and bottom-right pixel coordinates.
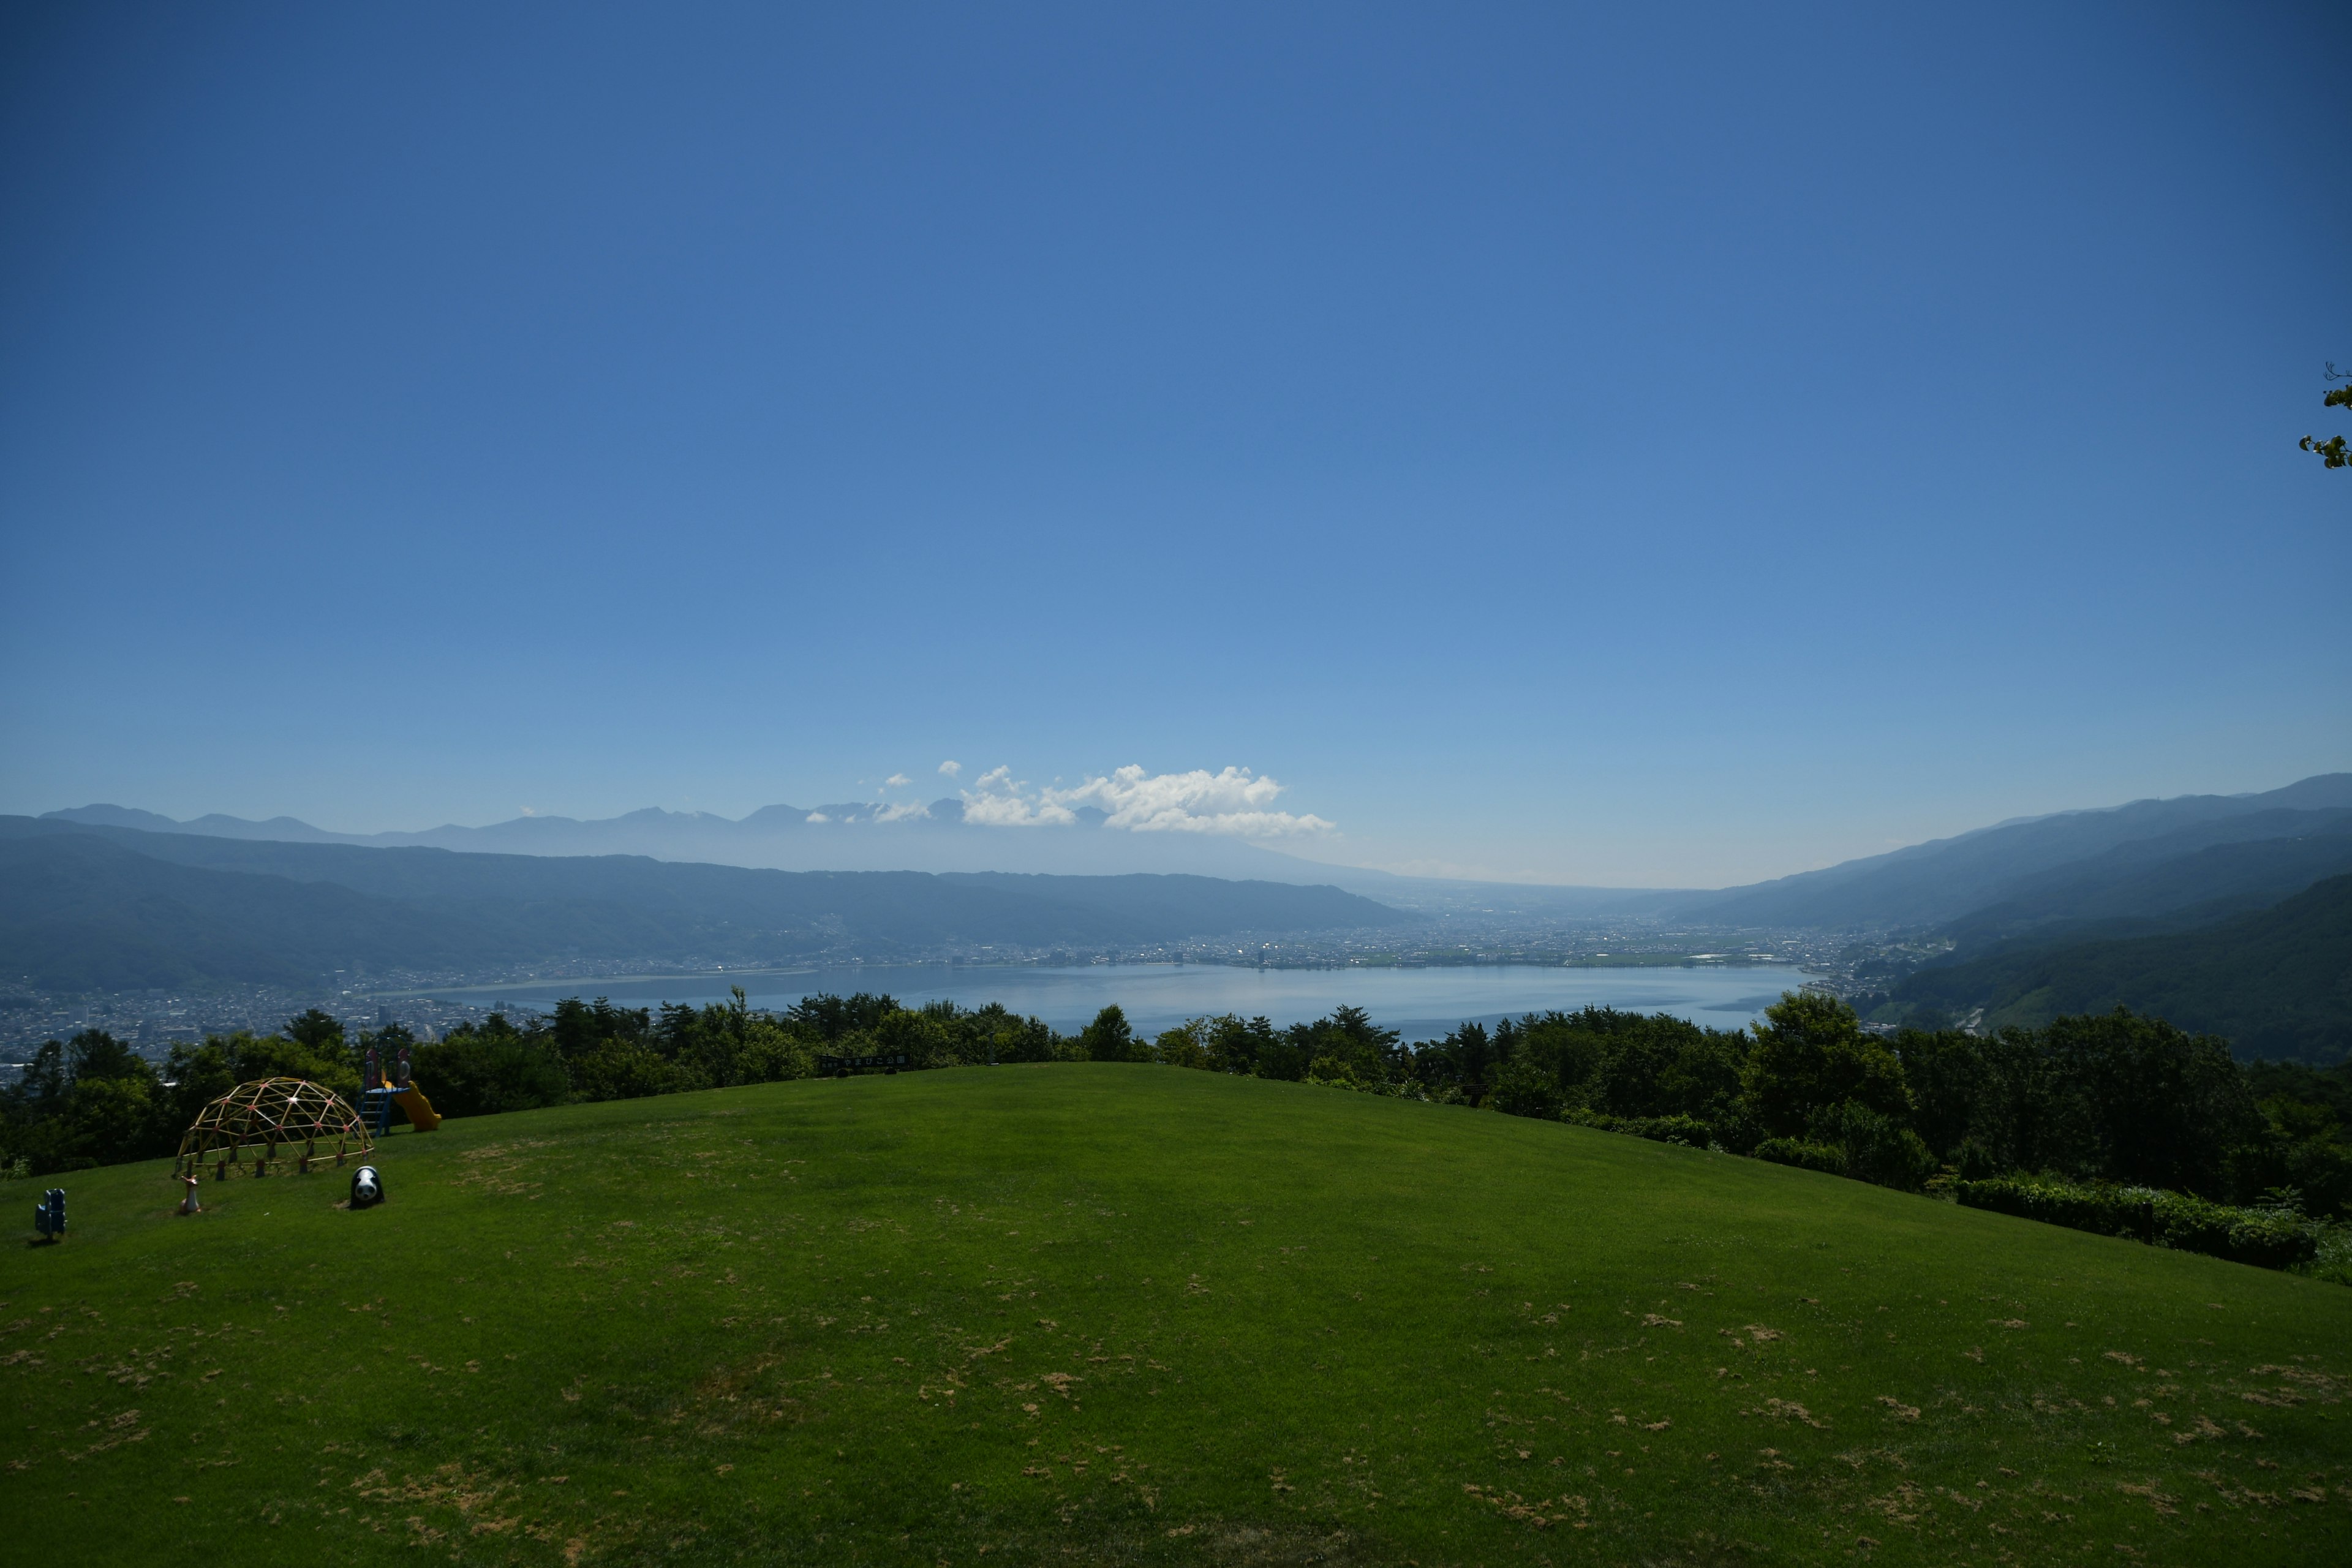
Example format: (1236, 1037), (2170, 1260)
(1754, 1137), (1848, 1175)
(1553, 1115), (2329, 1276)
(1567, 1110), (1717, 1148)
(1954, 1177), (2317, 1270)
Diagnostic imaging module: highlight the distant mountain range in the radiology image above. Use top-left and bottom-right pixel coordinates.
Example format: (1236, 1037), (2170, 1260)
(36, 801), (1700, 917)
(48, 775), (2352, 933)
(44, 798), (1370, 881)
(1674, 774), (2351, 1061)
(21, 775), (2352, 1059)
(0, 816), (1414, 993)
(40, 800), (1658, 917)
(1668, 775), (2352, 932)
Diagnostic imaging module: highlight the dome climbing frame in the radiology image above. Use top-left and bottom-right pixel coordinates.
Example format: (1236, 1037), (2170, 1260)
(175, 1077), (373, 1180)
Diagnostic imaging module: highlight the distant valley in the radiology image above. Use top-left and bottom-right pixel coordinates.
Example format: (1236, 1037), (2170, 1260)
(13, 774), (2352, 1061)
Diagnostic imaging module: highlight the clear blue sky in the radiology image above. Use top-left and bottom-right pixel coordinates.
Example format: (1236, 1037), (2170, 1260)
(1, 2), (2345, 886)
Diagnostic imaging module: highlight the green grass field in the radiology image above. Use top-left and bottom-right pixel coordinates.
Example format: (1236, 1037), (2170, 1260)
(4, 1065), (2348, 1565)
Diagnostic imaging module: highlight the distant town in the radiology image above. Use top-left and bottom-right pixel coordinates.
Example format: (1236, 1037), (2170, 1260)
(0, 912), (1920, 1068)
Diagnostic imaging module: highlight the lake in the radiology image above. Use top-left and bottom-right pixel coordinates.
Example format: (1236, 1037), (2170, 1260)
(414, 962), (1814, 1041)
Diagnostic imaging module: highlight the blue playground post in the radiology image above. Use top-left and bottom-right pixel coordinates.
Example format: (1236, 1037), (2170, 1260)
(360, 1085), (401, 1135)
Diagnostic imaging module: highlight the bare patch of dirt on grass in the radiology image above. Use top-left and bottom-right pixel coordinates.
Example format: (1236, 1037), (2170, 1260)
(2116, 1478), (2180, 1517)
(1864, 1479), (1934, 1526)
(451, 1139), (557, 1197)
(1748, 1398), (1829, 1429)
(349, 1460), (524, 1534)
(1463, 1479), (1589, 1530)
(1016, 1523), (1392, 1568)
(685, 1351), (827, 1433)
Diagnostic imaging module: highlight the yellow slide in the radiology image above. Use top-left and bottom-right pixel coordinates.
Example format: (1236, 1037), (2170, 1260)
(393, 1087), (441, 1131)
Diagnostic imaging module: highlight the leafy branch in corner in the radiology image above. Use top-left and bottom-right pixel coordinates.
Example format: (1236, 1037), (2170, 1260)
(2303, 361), (2350, 469)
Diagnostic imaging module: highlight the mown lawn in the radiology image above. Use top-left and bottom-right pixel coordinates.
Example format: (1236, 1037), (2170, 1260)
(3, 1063), (2348, 1565)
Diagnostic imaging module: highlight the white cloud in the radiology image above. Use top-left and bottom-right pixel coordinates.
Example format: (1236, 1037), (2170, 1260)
(959, 763), (1332, 837)
(882, 772), (911, 789)
(960, 766), (1077, 826)
(937, 760), (962, 777)
(872, 800), (930, 823)
(805, 811), (831, 823)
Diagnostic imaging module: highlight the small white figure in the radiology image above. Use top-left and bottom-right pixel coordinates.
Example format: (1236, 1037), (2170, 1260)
(178, 1174), (201, 1216)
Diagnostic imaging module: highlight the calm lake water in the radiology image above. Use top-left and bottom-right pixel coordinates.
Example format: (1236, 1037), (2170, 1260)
(418, 963), (1814, 1041)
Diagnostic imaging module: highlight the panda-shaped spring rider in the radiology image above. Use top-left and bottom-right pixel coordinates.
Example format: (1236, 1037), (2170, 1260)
(350, 1164), (385, 1210)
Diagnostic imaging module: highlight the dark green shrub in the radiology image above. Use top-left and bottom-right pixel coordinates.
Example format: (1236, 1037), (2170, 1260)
(734, 1033), (816, 1084)
(413, 1036), (571, 1118)
(1305, 1054), (1366, 1090)
(1955, 1177), (2318, 1270)
(1566, 1111), (1714, 1147)
(1754, 1138), (1847, 1176)
(1625, 1114), (1714, 1147)
(1489, 1054), (1564, 1120)
(1812, 1100), (1937, 1191)
(575, 1042), (700, 1102)
(1954, 1137), (2003, 1182)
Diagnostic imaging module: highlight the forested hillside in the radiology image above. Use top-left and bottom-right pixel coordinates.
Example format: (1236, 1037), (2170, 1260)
(1888, 872), (2352, 1061)
(1672, 777), (2352, 929)
(1933, 813), (2352, 945)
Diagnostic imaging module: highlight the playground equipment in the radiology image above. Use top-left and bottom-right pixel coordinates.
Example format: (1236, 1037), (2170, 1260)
(350, 1164), (384, 1208)
(360, 1042), (440, 1136)
(31, 1186), (64, 1241)
(175, 1077), (373, 1180)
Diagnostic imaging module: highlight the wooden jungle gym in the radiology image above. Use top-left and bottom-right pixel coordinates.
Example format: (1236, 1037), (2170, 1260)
(175, 1077), (374, 1179)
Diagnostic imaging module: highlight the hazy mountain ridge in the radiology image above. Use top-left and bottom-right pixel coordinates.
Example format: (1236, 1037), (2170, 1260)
(39, 773), (2352, 937)
(1934, 812), (2352, 948)
(43, 797), (1338, 880)
(36, 801), (1689, 914)
(1667, 777), (2352, 930)
(0, 817), (1415, 992)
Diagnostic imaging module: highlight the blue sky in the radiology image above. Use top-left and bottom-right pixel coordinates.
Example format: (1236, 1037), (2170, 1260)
(1, 2), (2345, 887)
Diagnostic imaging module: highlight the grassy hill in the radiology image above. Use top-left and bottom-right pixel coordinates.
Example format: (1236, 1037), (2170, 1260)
(1890, 873), (2352, 1061)
(3, 1066), (2347, 1566)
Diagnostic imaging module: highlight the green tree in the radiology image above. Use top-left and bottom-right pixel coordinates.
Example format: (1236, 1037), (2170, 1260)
(787, 992), (899, 1042)
(283, 1008), (347, 1055)
(412, 1030), (570, 1117)
(1286, 1006), (1401, 1086)
(970, 1003), (1060, 1064)
(232, 1031), (361, 1099)
(1422, 1021), (1498, 1102)
(2301, 364), (2350, 469)
(1488, 1051), (1564, 1119)
(1154, 1021), (1215, 1070)
(1201, 1014), (1278, 1076)
(1079, 1005), (1140, 1062)
(2043, 1008), (2261, 1198)
(574, 1039), (690, 1101)
(0, 1030), (176, 1174)
(1741, 992), (1909, 1139)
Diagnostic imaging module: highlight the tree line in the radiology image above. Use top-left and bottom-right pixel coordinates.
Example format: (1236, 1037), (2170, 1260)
(6, 990), (2347, 1231)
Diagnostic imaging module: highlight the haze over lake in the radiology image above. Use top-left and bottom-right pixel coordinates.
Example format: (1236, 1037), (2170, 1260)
(406, 962), (1817, 1041)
